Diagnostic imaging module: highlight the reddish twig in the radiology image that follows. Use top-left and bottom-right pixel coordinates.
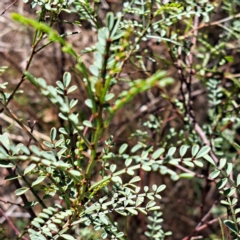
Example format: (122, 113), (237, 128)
(0, 0), (18, 16)
(183, 202), (217, 240)
(182, 216), (225, 240)
(0, 207), (28, 240)
(0, 198), (24, 208)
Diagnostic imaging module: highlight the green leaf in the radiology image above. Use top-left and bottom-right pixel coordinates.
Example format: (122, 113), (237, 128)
(101, 232), (108, 239)
(119, 143), (128, 154)
(193, 160), (204, 168)
(237, 174), (240, 186)
(31, 221), (41, 228)
(34, 217), (45, 224)
(99, 214), (108, 225)
(17, 143), (30, 155)
(233, 142), (240, 150)
(129, 176), (141, 184)
(0, 160), (14, 168)
(90, 65), (99, 77)
(69, 169), (81, 177)
(61, 234), (76, 240)
(105, 93), (115, 102)
(63, 72), (71, 87)
(196, 146), (210, 158)
(55, 139), (64, 147)
(50, 127), (57, 142)
(38, 213), (49, 219)
(30, 145), (40, 156)
(85, 99), (93, 108)
(48, 223), (58, 232)
(209, 170), (220, 179)
(148, 206), (161, 211)
(219, 158), (227, 169)
(157, 185), (166, 193)
(224, 220), (238, 234)
(5, 174), (20, 181)
(131, 144), (142, 153)
(112, 176), (122, 184)
(152, 148), (164, 160)
(70, 99), (78, 109)
(127, 169), (134, 175)
(224, 188), (236, 197)
(52, 218), (62, 225)
(142, 165), (151, 171)
(15, 187), (29, 196)
(59, 127), (68, 135)
(0, 134), (10, 150)
(202, 154), (216, 166)
(83, 120), (92, 128)
(125, 158), (132, 167)
(67, 85), (77, 94)
(183, 161), (194, 168)
(24, 201), (38, 209)
(56, 80), (64, 90)
(116, 232), (124, 237)
(43, 141), (53, 148)
(126, 208), (138, 215)
(217, 178), (228, 189)
(59, 112), (68, 120)
(68, 113), (79, 125)
(179, 173), (194, 179)
(24, 71), (39, 87)
(106, 12), (114, 31)
(146, 201), (156, 209)
(32, 176), (46, 187)
(191, 145), (199, 157)
(179, 145), (189, 157)
(226, 163), (233, 176)
(167, 147), (176, 156)
(110, 164), (117, 173)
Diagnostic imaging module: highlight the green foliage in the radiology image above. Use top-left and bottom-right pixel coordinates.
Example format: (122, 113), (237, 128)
(0, 0), (240, 239)
(145, 211), (172, 240)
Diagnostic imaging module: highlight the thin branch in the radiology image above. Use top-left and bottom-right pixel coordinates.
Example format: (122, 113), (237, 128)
(0, 102), (44, 150)
(0, 207), (28, 240)
(182, 13), (240, 39)
(0, 198), (24, 208)
(184, 202), (217, 240)
(0, 0), (18, 16)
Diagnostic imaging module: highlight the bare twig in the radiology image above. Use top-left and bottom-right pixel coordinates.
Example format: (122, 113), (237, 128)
(0, 0), (18, 16)
(184, 202), (217, 240)
(0, 207), (28, 240)
(182, 13), (240, 39)
(0, 198), (24, 208)
(0, 102), (44, 149)
(0, 112), (50, 142)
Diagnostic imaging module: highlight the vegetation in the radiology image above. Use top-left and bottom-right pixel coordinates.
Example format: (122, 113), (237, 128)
(0, 0), (240, 239)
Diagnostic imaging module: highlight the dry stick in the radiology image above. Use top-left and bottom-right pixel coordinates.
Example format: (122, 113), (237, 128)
(195, 215), (226, 232)
(115, 23), (151, 80)
(0, 112), (50, 142)
(6, 168), (36, 220)
(182, 13), (240, 39)
(27, 120), (37, 147)
(2, 27), (43, 112)
(0, 207), (28, 240)
(0, 102), (44, 150)
(176, 15), (221, 239)
(0, 198), (24, 208)
(182, 216), (226, 240)
(0, 0), (18, 16)
(183, 202), (217, 240)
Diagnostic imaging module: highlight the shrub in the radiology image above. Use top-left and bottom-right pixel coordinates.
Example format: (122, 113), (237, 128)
(0, 0), (240, 239)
